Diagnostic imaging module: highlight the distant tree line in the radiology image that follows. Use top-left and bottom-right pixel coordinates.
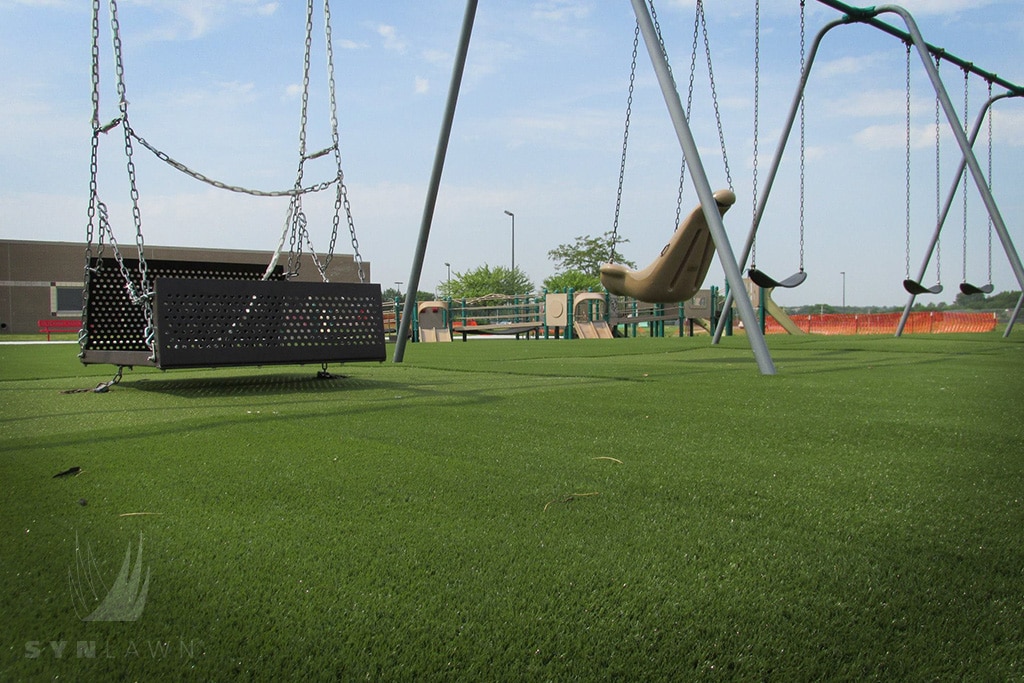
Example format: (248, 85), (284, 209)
(787, 290), (1021, 317)
(398, 228), (1020, 316)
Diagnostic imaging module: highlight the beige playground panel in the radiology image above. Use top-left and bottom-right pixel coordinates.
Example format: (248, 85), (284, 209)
(600, 189), (735, 304)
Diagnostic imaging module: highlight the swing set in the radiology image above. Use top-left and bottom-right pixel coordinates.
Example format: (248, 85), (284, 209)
(86, 1), (1014, 376)
(712, 0), (1024, 345)
(80, 0), (386, 373)
(394, 0), (1023, 374)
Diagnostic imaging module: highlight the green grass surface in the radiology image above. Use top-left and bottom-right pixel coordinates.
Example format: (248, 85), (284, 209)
(2, 334), (1022, 680)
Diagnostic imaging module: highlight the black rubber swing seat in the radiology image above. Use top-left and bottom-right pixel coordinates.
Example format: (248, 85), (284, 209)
(79, 257), (387, 369)
(747, 268), (807, 289)
(903, 279), (943, 296)
(959, 282), (995, 295)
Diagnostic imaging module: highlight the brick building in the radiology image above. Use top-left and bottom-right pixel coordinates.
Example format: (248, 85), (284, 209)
(0, 239), (370, 335)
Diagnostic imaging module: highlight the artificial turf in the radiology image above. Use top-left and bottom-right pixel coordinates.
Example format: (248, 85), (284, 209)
(1, 333), (1022, 680)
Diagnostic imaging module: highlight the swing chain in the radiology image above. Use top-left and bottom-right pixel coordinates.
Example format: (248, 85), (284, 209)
(904, 44), (912, 280)
(986, 81), (993, 284)
(696, 1), (733, 192)
(324, 0), (364, 283)
(82, 0), (104, 354)
(933, 55), (942, 285)
(798, 0), (806, 272)
(108, 0), (156, 354)
(750, 0), (760, 268)
(610, 22), (640, 262)
(961, 69), (969, 283)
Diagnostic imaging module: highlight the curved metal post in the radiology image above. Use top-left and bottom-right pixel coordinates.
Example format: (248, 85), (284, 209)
(878, 5), (1024, 310)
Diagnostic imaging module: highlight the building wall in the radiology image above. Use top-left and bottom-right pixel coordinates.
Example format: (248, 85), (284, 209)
(0, 240), (371, 334)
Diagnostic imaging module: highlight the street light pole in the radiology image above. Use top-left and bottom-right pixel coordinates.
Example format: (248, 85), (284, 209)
(504, 210), (515, 274)
(445, 262), (451, 291)
(840, 271), (846, 312)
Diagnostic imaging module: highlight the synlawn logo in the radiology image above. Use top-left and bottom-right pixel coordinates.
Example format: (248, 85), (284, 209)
(69, 533), (150, 622)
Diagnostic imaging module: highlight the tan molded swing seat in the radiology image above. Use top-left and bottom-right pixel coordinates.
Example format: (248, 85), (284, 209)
(600, 189), (735, 304)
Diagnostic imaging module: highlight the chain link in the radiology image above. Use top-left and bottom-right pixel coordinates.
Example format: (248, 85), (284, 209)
(751, 0), (760, 268)
(933, 56), (942, 285)
(82, 0), (104, 354)
(986, 81), (993, 283)
(697, 1), (733, 191)
(798, 0), (806, 271)
(109, 0), (156, 354)
(961, 69), (969, 283)
(904, 44), (912, 280)
(610, 23), (640, 262)
(324, 0), (363, 283)
(130, 128), (340, 198)
(91, 0), (362, 316)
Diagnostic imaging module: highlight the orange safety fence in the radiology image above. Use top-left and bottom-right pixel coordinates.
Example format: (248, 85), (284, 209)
(764, 311), (997, 335)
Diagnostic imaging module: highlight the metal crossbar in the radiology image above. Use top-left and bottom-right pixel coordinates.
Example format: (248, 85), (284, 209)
(813, 0), (1024, 95)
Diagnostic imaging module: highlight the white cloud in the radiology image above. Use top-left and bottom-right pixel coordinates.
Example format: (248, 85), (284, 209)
(896, 0), (999, 16)
(115, 0), (282, 42)
(414, 77), (430, 95)
(377, 24), (407, 54)
(853, 121), (943, 150)
(826, 89), (911, 120)
(421, 49), (450, 66)
(992, 108), (1024, 148)
(818, 52), (889, 79)
(530, 0), (591, 22)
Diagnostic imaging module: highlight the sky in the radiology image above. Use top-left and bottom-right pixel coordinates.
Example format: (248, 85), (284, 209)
(1, 0), (1022, 308)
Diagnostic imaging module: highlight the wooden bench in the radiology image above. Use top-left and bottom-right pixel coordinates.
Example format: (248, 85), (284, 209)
(38, 318), (80, 340)
(453, 324), (541, 341)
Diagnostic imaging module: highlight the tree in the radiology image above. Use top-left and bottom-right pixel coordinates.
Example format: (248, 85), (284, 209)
(382, 287), (436, 302)
(543, 269), (601, 292)
(547, 231), (635, 277)
(439, 264), (534, 299)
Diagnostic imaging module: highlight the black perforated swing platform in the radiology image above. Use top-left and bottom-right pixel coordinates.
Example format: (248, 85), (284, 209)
(80, 258), (386, 369)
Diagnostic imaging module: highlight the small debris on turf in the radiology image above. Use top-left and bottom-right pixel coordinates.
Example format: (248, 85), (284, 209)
(53, 467), (82, 478)
(78, 499), (88, 506)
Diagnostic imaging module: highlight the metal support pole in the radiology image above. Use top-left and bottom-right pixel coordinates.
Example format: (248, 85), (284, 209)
(1006, 292), (1023, 337)
(895, 92), (1017, 335)
(879, 5), (1024, 307)
(393, 0), (478, 363)
(713, 18), (846, 345)
(629, 0), (776, 375)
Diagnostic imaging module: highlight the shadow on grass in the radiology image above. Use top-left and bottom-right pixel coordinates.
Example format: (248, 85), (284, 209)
(123, 371), (391, 399)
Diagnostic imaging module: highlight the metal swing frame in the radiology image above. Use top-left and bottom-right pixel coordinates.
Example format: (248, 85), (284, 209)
(714, 0), (1024, 344)
(395, 0), (779, 375)
(80, 0), (386, 371)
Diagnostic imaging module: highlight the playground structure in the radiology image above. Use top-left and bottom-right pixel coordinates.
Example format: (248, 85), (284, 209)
(392, 279), (1001, 344)
(78, 0), (386, 372)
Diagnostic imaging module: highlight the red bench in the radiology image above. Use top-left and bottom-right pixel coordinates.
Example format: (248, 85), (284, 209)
(38, 318), (81, 340)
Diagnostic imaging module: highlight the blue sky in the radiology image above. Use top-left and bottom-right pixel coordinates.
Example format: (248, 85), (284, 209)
(1, 0), (1021, 307)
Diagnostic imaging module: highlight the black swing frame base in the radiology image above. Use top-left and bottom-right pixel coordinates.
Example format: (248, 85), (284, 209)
(79, 257), (386, 370)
